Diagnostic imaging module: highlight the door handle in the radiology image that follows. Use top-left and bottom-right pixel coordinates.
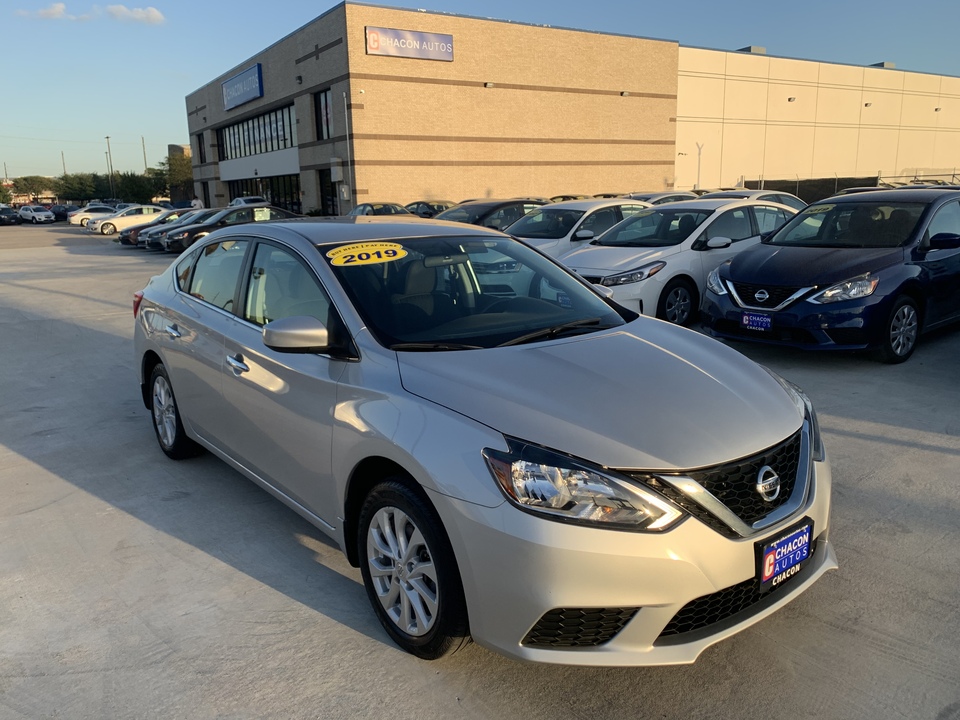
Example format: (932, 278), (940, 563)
(164, 324), (181, 338)
(226, 354), (249, 373)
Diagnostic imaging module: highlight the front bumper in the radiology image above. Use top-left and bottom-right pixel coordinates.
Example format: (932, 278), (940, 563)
(701, 289), (890, 350)
(431, 457), (835, 666)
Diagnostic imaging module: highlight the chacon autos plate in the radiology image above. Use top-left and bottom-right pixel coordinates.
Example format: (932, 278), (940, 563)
(758, 519), (813, 592)
(741, 311), (772, 331)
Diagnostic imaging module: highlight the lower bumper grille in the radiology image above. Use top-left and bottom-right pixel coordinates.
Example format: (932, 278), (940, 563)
(657, 538), (821, 639)
(522, 607), (639, 647)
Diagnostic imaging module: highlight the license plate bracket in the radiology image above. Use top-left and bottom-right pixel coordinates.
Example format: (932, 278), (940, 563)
(742, 311), (772, 331)
(757, 519), (814, 593)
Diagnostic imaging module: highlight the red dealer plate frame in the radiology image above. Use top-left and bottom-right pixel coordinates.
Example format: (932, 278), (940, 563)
(756, 518), (814, 593)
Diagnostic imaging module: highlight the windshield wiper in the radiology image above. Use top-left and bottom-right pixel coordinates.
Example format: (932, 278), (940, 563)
(497, 317), (607, 347)
(389, 342), (483, 351)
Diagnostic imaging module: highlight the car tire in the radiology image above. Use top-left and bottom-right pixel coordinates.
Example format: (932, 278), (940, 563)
(149, 364), (203, 460)
(358, 480), (470, 660)
(31, 217), (38, 224)
(80, 218), (89, 227)
(101, 223), (116, 236)
(657, 278), (698, 326)
(875, 295), (920, 364)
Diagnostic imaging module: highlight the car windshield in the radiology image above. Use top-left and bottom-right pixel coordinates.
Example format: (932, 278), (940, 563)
(324, 235), (628, 349)
(768, 201), (925, 248)
(32, 207), (46, 212)
(506, 208), (586, 239)
(592, 209), (714, 247)
(435, 204), (497, 224)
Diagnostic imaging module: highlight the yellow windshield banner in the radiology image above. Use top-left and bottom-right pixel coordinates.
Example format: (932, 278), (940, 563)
(326, 242), (408, 266)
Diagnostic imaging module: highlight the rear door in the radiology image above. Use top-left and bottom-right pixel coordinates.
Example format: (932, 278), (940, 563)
(156, 238), (250, 445)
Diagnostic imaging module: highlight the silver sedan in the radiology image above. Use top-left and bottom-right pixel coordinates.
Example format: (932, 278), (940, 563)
(133, 217), (836, 665)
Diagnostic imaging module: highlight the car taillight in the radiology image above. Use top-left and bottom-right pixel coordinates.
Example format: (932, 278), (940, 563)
(133, 291), (144, 318)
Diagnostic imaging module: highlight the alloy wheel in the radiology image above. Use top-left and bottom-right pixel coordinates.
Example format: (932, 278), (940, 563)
(152, 374), (178, 449)
(366, 506), (439, 637)
(889, 303), (918, 357)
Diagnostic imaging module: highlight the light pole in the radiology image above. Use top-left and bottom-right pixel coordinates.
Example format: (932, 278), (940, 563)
(696, 142), (704, 190)
(105, 136), (115, 197)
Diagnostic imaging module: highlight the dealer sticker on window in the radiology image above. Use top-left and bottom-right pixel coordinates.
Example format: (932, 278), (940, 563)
(759, 521), (813, 591)
(326, 242), (408, 266)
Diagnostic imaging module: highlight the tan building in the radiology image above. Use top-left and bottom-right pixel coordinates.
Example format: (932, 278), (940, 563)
(185, 2), (960, 213)
(676, 46), (960, 191)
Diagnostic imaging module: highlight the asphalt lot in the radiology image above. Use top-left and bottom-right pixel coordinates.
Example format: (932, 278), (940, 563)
(1, 223), (959, 720)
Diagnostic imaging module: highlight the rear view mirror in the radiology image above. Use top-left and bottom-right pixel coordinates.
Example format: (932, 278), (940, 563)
(263, 316), (330, 353)
(928, 232), (960, 250)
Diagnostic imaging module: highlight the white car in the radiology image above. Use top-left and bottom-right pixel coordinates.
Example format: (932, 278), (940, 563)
(228, 196), (267, 206)
(86, 205), (166, 235)
(504, 198), (652, 258)
(560, 199), (797, 325)
(18, 205), (56, 223)
(68, 205), (118, 227)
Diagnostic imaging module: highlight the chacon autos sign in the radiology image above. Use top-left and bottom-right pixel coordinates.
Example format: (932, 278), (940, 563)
(222, 64), (264, 111)
(365, 27), (453, 62)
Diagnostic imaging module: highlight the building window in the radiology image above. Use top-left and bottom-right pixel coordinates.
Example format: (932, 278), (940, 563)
(216, 105), (297, 162)
(315, 89), (333, 140)
(196, 132), (207, 164)
(228, 174), (302, 215)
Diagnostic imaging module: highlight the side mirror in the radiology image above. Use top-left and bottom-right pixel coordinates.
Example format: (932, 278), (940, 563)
(706, 236), (732, 249)
(928, 232), (960, 250)
(263, 315), (330, 353)
(574, 229), (595, 241)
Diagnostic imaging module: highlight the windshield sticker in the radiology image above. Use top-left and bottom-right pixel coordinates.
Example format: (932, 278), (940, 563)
(803, 204), (833, 214)
(327, 242), (408, 266)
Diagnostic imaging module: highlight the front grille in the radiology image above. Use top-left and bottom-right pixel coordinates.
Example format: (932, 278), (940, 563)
(731, 282), (802, 309)
(685, 430), (801, 525)
(627, 430), (803, 538)
(657, 538), (820, 638)
(522, 607), (639, 647)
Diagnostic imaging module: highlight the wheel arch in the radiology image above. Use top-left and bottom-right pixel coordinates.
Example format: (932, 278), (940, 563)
(342, 456), (429, 567)
(139, 350), (163, 409)
(895, 280), (927, 328)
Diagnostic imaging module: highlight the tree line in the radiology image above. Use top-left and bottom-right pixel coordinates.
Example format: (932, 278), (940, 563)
(3, 153), (194, 206)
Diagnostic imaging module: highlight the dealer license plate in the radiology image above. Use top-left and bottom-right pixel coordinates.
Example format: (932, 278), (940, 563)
(742, 312), (772, 331)
(759, 520), (813, 591)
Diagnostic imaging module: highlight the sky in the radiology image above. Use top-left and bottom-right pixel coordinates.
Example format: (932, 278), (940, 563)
(3, 0), (958, 178)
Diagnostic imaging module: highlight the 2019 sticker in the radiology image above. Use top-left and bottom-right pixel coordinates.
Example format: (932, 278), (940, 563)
(326, 242), (408, 266)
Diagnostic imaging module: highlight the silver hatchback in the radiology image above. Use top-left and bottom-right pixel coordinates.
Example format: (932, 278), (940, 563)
(133, 218), (836, 665)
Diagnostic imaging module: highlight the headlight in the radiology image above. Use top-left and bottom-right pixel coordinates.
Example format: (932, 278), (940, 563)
(761, 368), (825, 462)
(169, 231), (188, 240)
(600, 261), (666, 287)
(706, 264), (728, 295)
(483, 440), (684, 531)
(807, 273), (878, 304)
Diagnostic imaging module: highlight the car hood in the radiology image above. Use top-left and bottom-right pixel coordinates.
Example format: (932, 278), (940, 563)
(396, 320), (801, 470)
(560, 244), (681, 273)
(729, 243), (904, 285)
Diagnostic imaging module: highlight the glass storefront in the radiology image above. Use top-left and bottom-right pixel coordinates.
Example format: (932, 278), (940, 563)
(228, 175), (302, 214)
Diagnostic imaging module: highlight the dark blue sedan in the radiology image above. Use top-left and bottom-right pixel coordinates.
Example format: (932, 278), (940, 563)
(700, 188), (960, 363)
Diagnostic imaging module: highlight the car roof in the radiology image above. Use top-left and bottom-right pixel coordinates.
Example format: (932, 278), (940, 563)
(812, 188), (960, 204)
(534, 198), (653, 211)
(257, 216), (509, 246)
(619, 198), (797, 212)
